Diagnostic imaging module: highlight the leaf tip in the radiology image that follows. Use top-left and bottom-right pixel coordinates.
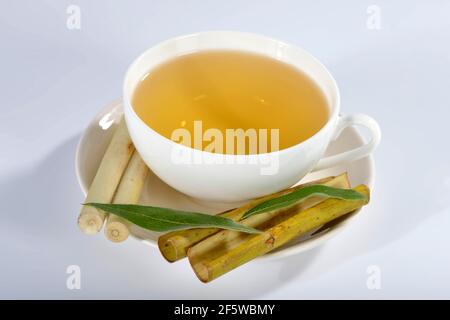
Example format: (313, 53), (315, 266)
(82, 202), (94, 207)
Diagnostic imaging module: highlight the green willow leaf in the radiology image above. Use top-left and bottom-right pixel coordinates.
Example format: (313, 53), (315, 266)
(243, 185), (367, 219)
(84, 203), (261, 234)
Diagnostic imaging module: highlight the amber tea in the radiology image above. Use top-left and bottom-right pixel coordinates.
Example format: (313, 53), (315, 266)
(132, 50), (329, 154)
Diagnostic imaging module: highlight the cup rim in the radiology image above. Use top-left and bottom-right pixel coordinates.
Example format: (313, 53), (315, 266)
(123, 30), (341, 157)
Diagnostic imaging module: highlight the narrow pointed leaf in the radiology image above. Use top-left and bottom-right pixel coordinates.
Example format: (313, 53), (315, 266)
(84, 203), (261, 234)
(243, 185), (366, 219)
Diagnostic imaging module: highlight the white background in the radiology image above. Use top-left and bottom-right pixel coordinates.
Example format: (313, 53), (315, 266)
(1, 0), (450, 299)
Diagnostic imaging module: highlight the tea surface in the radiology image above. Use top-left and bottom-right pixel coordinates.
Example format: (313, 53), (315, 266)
(132, 50), (329, 154)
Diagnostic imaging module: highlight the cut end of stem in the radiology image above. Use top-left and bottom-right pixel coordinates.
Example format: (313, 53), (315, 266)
(105, 221), (130, 243)
(188, 253), (211, 283)
(158, 235), (188, 262)
(78, 212), (104, 235)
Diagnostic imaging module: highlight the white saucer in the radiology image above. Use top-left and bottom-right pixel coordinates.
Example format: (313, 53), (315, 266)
(75, 100), (375, 260)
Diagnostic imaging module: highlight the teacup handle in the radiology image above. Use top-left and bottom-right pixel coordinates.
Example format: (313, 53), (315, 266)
(313, 114), (381, 171)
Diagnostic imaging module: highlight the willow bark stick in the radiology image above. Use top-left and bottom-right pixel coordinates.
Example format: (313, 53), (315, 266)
(158, 173), (350, 262)
(188, 185), (370, 283)
(105, 151), (149, 242)
(78, 118), (134, 234)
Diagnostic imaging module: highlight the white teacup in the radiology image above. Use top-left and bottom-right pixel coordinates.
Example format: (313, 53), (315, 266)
(123, 31), (381, 203)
